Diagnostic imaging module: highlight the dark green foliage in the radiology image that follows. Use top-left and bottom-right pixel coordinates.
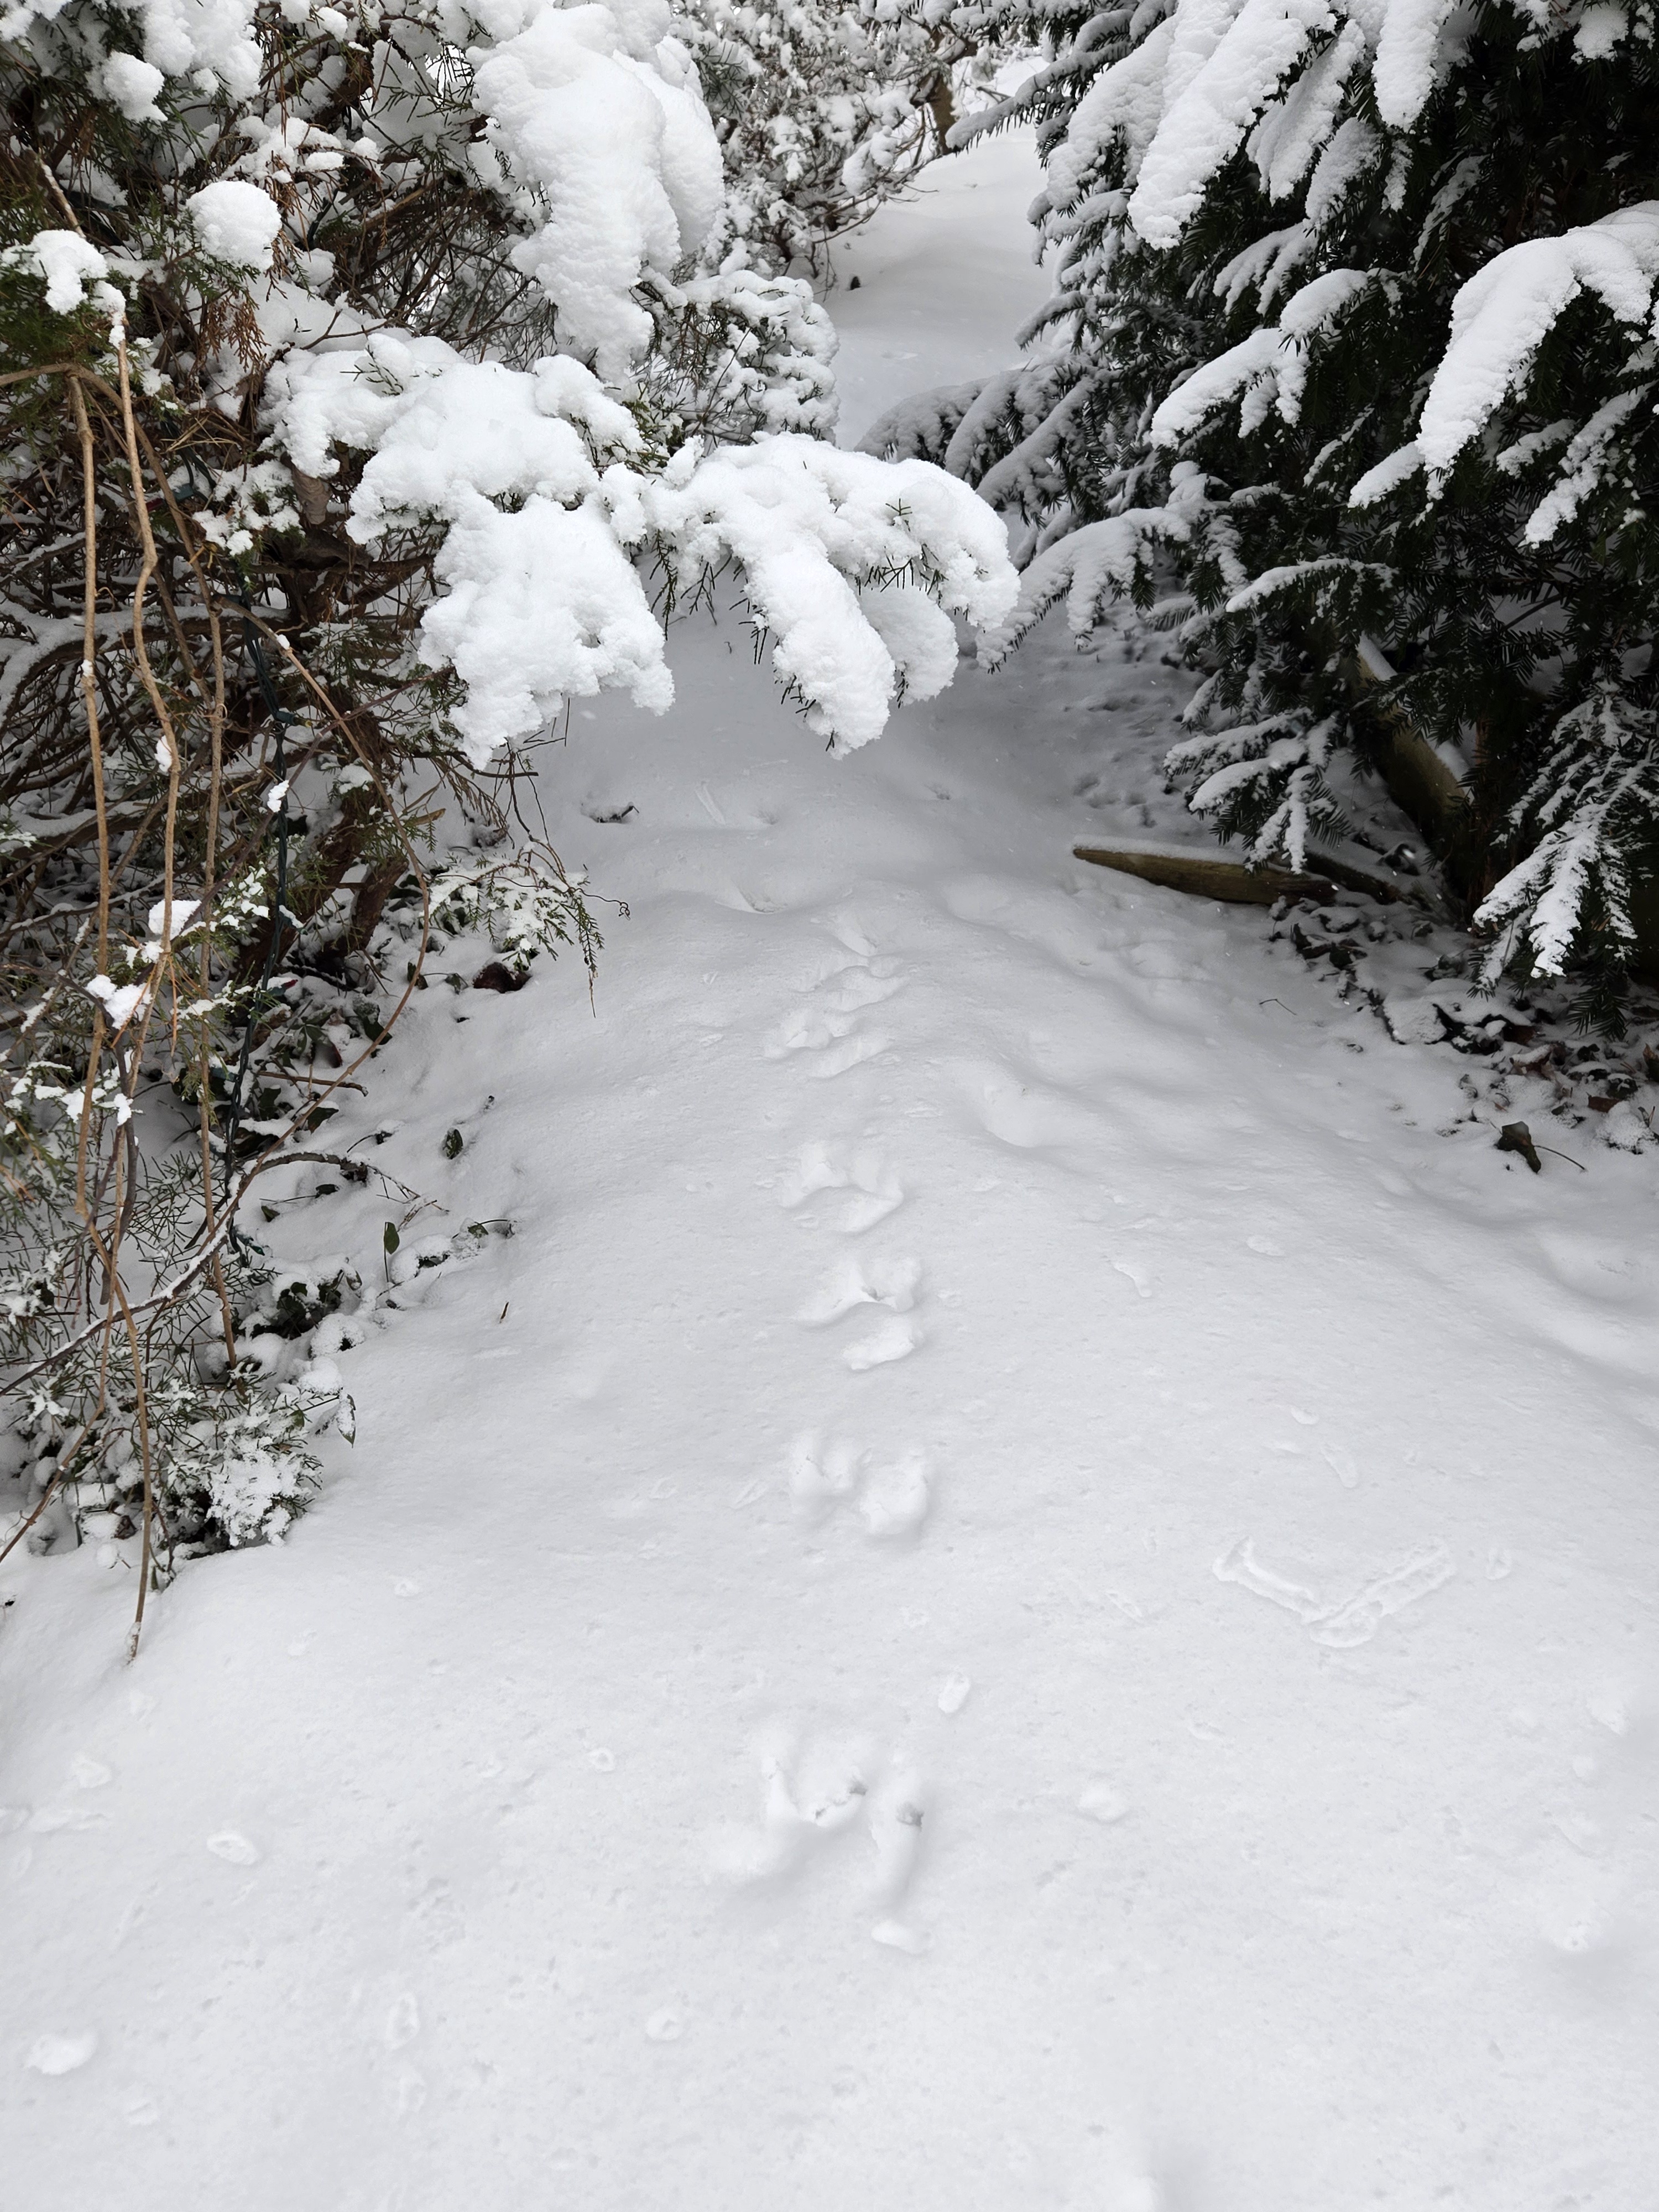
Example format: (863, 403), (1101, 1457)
(938, 0), (1659, 998)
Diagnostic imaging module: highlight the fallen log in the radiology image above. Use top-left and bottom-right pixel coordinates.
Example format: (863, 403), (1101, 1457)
(1349, 636), (1470, 854)
(1072, 837), (1425, 909)
(1073, 846), (1332, 905)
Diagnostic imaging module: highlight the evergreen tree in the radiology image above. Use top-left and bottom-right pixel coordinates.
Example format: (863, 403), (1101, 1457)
(880, 0), (1659, 1003)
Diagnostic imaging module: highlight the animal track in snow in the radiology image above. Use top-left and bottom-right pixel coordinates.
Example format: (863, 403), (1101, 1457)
(856, 1448), (931, 1537)
(1322, 1444), (1360, 1490)
(789, 1433), (931, 1539)
(811, 1031), (889, 1079)
(776, 1141), (905, 1233)
(713, 1732), (929, 1945)
(936, 1672), (972, 1715)
(865, 1764), (927, 1905)
(825, 964), (903, 1015)
(763, 944), (901, 1075)
(765, 1005), (857, 1058)
(1079, 1781), (1130, 1824)
(845, 1314), (921, 1370)
(796, 1255), (920, 1327)
(1213, 1537), (1455, 1647)
(763, 1010), (888, 1076)
(712, 1734), (871, 1884)
(789, 1432), (865, 1513)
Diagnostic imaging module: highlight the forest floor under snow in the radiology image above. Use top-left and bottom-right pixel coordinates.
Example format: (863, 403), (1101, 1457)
(5, 132), (1659, 2212)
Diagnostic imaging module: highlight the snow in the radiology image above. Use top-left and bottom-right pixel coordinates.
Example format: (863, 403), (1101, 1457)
(646, 439), (1017, 751)
(1574, 0), (1632, 55)
(992, 507), (1195, 653)
(1417, 203), (1659, 479)
(93, 50), (166, 121)
(83, 974), (147, 1029)
(1246, 19), (1366, 200)
(6, 126), (1659, 2212)
(186, 178), (283, 270)
(6, 229), (120, 321)
(1370, 0), (1460, 127)
(467, 0), (722, 378)
(1301, 109), (1379, 227)
(1150, 269), (1369, 444)
(823, 128), (1055, 442)
(145, 897), (200, 938)
(1349, 436), (1423, 506)
(1522, 388), (1647, 544)
(1047, 13), (1181, 207)
(268, 343), (1014, 763)
(1118, 0), (1340, 247)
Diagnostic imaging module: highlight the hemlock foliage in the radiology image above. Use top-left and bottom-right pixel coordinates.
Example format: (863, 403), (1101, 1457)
(872, 0), (1659, 1001)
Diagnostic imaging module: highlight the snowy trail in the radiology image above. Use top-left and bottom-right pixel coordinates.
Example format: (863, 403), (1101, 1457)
(824, 125), (1052, 441)
(7, 143), (1659, 2212)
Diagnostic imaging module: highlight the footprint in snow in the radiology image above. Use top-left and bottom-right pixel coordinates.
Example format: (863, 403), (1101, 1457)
(954, 1058), (1108, 1156)
(1321, 1444), (1359, 1490)
(845, 1315), (921, 1371)
(762, 937), (901, 1076)
(1079, 1781), (1130, 1824)
(797, 1255), (920, 1326)
(865, 1766), (927, 1905)
(788, 1432), (863, 1515)
(713, 1733), (930, 1943)
(776, 1140), (905, 1233)
(857, 1449), (931, 1538)
(825, 966), (903, 1015)
(810, 1031), (890, 1079)
(828, 912), (880, 958)
(206, 1829), (260, 1865)
(937, 1672), (972, 1715)
(765, 1005), (858, 1058)
(711, 1732), (873, 1884)
(789, 1433), (932, 1539)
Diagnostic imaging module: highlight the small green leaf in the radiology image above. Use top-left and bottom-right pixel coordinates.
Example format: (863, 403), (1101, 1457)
(383, 1220), (400, 1254)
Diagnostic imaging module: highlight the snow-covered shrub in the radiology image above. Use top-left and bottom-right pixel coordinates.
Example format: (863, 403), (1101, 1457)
(914, 0), (1659, 1006)
(684, 0), (991, 275)
(0, 0), (1015, 1636)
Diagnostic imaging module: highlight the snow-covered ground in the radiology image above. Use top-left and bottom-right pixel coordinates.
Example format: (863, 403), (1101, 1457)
(6, 139), (1659, 2212)
(825, 125), (1052, 442)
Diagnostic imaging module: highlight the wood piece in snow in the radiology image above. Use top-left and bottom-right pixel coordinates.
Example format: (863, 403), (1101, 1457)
(1073, 845), (1335, 906)
(1350, 636), (1469, 844)
(1073, 834), (1425, 909)
(1494, 1121), (1542, 1173)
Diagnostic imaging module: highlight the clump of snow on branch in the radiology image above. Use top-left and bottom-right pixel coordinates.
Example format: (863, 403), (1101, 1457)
(1416, 205), (1659, 479)
(467, 0), (723, 378)
(648, 439), (1018, 750)
(5, 0), (1008, 769)
(269, 346), (1015, 760)
(1150, 269), (1372, 446)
